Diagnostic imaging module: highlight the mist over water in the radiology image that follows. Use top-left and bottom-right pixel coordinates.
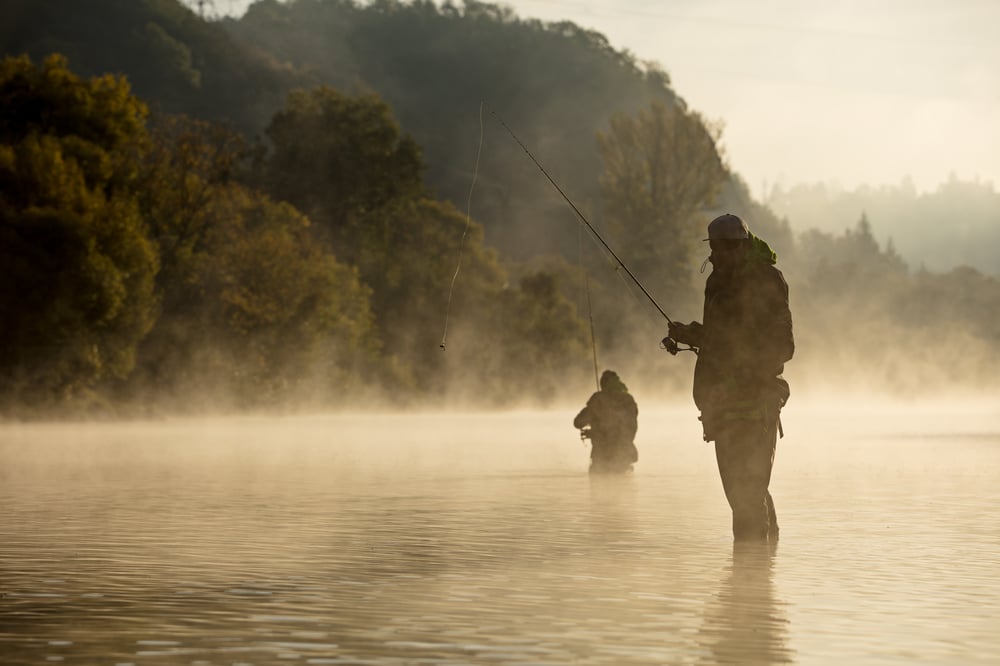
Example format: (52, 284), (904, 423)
(4, 3), (1000, 663)
(2, 402), (999, 664)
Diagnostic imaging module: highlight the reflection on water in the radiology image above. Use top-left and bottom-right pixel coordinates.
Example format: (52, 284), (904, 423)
(1, 404), (999, 664)
(699, 543), (792, 665)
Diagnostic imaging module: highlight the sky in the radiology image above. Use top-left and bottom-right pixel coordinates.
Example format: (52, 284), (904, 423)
(213, 0), (1000, 197)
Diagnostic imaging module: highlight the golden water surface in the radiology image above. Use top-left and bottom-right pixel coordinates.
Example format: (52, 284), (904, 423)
(1, 402), (998, 664)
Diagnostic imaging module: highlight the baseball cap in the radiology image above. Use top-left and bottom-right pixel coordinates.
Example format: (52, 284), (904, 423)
(704, 213), (749, 241)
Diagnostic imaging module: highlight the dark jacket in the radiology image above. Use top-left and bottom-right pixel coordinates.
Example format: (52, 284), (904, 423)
(690, 235), (794, 413)
(574, 389), (638, 448)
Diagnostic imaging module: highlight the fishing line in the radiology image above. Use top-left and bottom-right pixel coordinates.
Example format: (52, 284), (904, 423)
(439, 101), (485, 351)
(578, 225), (600, 391)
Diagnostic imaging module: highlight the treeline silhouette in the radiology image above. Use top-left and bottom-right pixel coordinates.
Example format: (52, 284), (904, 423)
(768, 178), (1000, 276)
(1, 0), (998, 416)
(0, 54), (599, 414)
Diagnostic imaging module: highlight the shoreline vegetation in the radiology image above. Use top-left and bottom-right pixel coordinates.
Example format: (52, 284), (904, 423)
(2, 1), (999, 420)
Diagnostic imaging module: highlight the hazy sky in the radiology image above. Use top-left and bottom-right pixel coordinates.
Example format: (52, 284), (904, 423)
(216, 0), (1000, 196)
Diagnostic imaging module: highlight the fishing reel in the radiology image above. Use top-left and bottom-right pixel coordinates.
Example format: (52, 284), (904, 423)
(660, 336), (698, 356)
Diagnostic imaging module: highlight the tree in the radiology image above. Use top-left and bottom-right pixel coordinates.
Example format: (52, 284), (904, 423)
(196, 187), (378, 405)
(597, 101), (728, 302)
(491, 270), (591, 403)
(258, 87), (497, 393)
(259, 85), (424, 245)
(255, 84), (598, 401)
(440, 268), (591, 405)
(0, 55), (158, 407)
(129, 183), (379, 409)
(137, 114), (246, 300)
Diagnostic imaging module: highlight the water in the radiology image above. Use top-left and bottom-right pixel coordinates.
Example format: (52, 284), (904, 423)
(2, 402), (999, 665)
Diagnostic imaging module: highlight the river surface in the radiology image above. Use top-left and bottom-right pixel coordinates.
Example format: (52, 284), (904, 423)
(1, 401), (999, 665)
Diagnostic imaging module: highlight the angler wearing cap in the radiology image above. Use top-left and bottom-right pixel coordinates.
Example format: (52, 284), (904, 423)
(668, 214), (794, 541)
(574, 370), (639, 474)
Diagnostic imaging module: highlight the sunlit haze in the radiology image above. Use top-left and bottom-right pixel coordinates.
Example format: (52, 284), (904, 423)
(4, 3), (1000, 659)
(218, 0), (1000, 196)
(4, 404), (1000, 662)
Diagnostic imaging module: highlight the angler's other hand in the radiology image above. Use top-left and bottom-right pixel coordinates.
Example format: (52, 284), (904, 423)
(668, 322), (691, 344)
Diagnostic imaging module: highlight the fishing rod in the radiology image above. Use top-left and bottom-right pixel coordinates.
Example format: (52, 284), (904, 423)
(485, 104), (695, 355)
(579, 225), (600, 390)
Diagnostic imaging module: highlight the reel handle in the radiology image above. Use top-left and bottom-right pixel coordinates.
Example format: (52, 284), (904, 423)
(660, 336), (697, 356)
(661, 336), (681, 355)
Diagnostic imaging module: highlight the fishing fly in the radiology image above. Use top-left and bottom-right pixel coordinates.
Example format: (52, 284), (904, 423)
(439, 102), (485, 352)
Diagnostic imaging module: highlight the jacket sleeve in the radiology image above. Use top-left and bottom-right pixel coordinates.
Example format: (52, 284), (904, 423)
(573, 397), (595, 429)
(674, 321), (704, 347)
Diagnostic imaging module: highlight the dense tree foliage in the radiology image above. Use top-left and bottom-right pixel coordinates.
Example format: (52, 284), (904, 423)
(259, 87), (424, 243)
(0, 55), (158, 406)
(131, 184), (379, 408)
(138, 115), (245, 295)
(253, 84), (590, 401)
(0, 52), (592, 413)
(0, 56), (384, 412)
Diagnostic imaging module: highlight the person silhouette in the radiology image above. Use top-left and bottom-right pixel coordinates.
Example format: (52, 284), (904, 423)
(668, 214), (794, 541)
(573, 370), (639, 474)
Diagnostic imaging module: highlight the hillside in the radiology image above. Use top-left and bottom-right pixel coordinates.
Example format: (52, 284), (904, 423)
(0, 0), (304, 134)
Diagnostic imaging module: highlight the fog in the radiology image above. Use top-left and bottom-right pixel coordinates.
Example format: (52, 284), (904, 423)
(208, 0), (1000, 196)
(3, 403), (1000, 663)
(496, 0), (1000, 196)
(4, 2), (1000, 663)
(2, 0), (986, 418)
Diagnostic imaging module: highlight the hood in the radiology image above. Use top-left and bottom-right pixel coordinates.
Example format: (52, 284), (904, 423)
(600, 370), (629, 393)
(747, 232), (777, 266)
